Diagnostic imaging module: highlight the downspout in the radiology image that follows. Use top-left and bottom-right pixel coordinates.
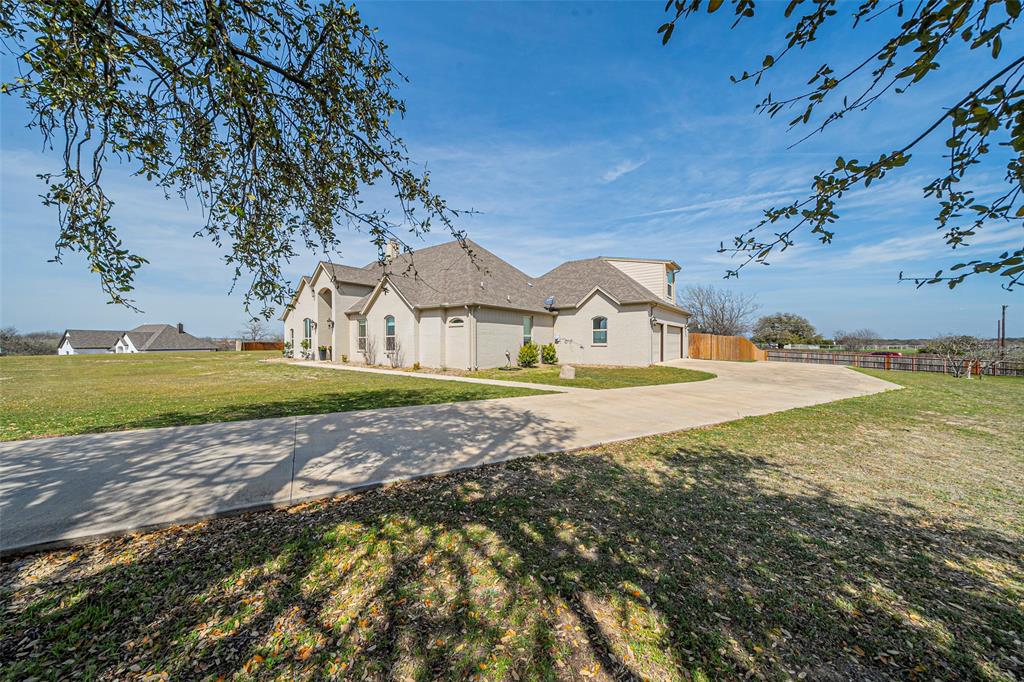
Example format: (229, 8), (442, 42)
(649, 305), (655, 365)
(466, 305), (477, 370)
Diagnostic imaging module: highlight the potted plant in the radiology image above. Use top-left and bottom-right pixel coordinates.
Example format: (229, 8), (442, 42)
(283, 341), (293, 358)
(300, 338), (311, 359)
(318, 344), (328, 361)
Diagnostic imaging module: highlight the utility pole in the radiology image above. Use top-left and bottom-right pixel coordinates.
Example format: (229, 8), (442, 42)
(1000, 304), (1008, 359)
(1002, 305), (1008, 349)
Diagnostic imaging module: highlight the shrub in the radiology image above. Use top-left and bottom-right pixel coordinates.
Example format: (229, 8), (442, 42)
(283, 341), (293, 357)
(518, 342), (539, 368)
(412, 361), (421, 371)
(541, 343), (558, 365)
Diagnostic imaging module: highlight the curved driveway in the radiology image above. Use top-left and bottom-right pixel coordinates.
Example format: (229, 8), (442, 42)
(0, 360), (898, 554)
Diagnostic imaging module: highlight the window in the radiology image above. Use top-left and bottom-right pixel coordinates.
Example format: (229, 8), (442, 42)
(592, 316), (608, 345)
(303, 318), (313, 343)
(522, 316), (533, 346)
(384, 315), (396, 352)
(357, 319), (367, 351)
(448, 317), (464, 327)
(667, 269), (676, 300)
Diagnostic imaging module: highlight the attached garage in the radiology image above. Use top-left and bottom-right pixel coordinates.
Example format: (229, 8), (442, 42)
(665, 325), (682, 359)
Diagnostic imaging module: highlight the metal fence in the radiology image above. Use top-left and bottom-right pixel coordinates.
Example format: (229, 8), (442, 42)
(765, 349), (1024, 377)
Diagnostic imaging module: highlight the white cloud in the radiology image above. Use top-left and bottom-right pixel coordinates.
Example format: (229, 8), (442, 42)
(600, 157), (647, 183)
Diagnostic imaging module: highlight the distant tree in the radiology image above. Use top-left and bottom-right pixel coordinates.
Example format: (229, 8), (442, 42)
(752, 313), (819, 347)
(239, 318), (271, 342)
(681, 285), (759, 336)
(0, 327), (61, 356)
(930, 334), (986, 378)
(658, 0), (1024, 291)
(1, 1), (462, 317)
(835, 328), (881, 351)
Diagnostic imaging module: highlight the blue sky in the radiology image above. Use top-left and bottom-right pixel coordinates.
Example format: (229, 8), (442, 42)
(1, 1), (1019, 338)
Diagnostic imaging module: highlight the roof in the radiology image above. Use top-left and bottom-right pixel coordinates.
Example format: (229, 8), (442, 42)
(60, 329), (123, 350)
(125, 324), (218, 351)
(536, 258), (690, 313)
(343, 240), (552, 314)
(318, 262), (378, 288)
(601, 256), (682, 270)
(316, 239), (689, 316)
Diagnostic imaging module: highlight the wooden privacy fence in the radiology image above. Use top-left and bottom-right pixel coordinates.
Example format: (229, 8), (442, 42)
(766, 349), (1024, 377)
(688, 333), (767, 361)
(237, 340), (284, 352)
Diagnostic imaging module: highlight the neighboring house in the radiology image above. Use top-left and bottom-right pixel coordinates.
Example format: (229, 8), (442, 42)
(281, 239), (690, 369)
(58, 323), (217, 355)
(57, 330), (124, 355)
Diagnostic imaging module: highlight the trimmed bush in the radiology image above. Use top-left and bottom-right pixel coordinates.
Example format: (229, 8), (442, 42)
(541, 342), (558, 365)
(518, 342), (539, 368)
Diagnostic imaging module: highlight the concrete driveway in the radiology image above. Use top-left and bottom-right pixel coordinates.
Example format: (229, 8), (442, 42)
(0, 361), (898, 554)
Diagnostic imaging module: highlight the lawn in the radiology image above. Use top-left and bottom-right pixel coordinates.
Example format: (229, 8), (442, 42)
(2, 370), (1022, 681)
(467, 364), (715, 389)
(0, 352), (548, 441)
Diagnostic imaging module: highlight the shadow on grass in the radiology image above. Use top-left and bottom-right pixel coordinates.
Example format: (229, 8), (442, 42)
(3, 437), (1021, 681)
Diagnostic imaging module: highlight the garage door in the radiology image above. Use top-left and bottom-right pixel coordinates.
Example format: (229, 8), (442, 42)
(665, 326), (681, 360)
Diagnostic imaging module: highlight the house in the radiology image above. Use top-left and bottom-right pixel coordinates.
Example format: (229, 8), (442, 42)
(58, 324), (217, 355)
(57, 330), (125, 355)
(281, 239), (690, 369)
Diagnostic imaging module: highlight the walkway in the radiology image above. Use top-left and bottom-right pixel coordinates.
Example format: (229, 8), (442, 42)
(0, 361), (898, 554)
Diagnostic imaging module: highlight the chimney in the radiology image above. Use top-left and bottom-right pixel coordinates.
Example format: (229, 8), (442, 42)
(177, 322), (184, 334)
(385, 239), (400, 263)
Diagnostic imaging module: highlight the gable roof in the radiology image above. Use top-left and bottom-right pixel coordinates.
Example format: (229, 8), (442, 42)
(60, 329), (123, 350)
(318, 261), (379, 288)
(343, 240), (551, 314)
(536, 258), (688, 313)
(124, 324), (218, 351)
(314, 239), (689, 317)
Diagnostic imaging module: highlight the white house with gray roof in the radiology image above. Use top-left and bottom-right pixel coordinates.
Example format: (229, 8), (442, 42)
(58, 324), (217, 355)
(282, 239), (690, 369)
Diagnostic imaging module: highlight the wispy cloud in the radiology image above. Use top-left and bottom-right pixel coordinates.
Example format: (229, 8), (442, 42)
(600, 157), (647, 183)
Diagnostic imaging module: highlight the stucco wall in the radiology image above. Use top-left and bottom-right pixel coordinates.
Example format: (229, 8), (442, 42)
(353, 286), (417, 367)
(282, 280), (317, 357)
(418, 309), (445, 368)
(553, 293), (652, 366)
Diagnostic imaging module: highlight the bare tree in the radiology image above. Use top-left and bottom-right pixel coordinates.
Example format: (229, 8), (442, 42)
(835, 328), (881, 351)
(930, 335), (986, 378)
(238, 318), (270, 341)
(364, 335), (378, 366)
(681, 285), (759, 336)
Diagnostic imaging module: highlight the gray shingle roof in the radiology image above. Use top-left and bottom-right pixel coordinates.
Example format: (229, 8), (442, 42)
(319, 262), (379, 287)
(127, 324), (218, 351)
(536, 258), (683, 310)
(325, 239), (689, 316)
(344, 240), (551, 314)
(61, 329), (123, 350)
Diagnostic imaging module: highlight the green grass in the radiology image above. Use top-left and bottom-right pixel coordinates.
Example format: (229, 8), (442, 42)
(467, 364), (715, 389)
(0, 352), (549, 441)
(2, 370), (1021, 680)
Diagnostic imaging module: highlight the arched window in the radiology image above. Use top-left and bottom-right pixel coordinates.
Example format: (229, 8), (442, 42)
(592, 316), (608, 345)
(384, 315), (396, 351)
(303, 318), (313, 343)
(448, 317), (464, 327)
